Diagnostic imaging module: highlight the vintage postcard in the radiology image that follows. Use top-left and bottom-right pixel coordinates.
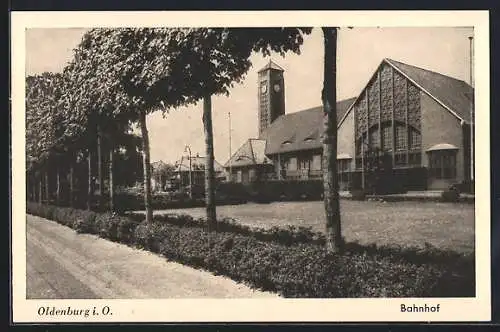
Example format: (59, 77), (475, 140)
(11, 10), (490, 323)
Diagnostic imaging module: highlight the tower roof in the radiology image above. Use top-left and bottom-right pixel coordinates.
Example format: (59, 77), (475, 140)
(258, 59), (284, 73)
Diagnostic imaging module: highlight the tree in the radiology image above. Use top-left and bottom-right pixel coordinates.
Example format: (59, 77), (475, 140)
(63, 30), (143, 211)
(64, 28), (311, 228)
(152, 161), (175, 191)
(321, 27), (342, 253)
(26, 72), (67, 204)
(164, 27), (312, 231)
(69, 28), (199, 222)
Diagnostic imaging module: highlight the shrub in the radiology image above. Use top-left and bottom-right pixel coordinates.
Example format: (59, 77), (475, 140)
(216, 182), (248, 200)
(26, 203), (474, 298)
(441, 186), (460, 202)
(113, 191), (245, 212)
(349, 189), (366, 201)
(73, 211), (98, 234)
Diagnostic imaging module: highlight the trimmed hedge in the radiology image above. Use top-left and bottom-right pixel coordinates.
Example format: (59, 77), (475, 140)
(113, 192), (246, 212)
(113, 181), (324, 212)
(128, 213), (327, 247)
(26, 203), (475, 298)
(129, 212), (473, 268)
(441, 186), (461, 203)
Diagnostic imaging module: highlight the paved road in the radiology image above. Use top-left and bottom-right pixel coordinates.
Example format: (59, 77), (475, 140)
(26, 215), (277, 299)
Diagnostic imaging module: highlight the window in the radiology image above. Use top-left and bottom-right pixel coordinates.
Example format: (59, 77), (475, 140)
(298, 157), (310, 170)
(355, 157), (363, 169)
(311, 155), (322, 170)
(355, 137), (363, 156)
(395, 125), (407, 151)
(382, 125), (392, 151)
(337, 159), (351, 172)
(369, 128), (379, 149)
(355, 133), (369, 169)
(288, 157), (297, 171)
(410, 128), (421, 150)
(428, 151), (457, 179)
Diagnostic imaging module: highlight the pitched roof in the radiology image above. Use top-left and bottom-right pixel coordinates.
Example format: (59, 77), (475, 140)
(224, 138), (271, 168)
(385, 58), (474, 123)
(175, 156), (224, 173)
(260, 98), (356, 155)
(258, 59), (284, 72)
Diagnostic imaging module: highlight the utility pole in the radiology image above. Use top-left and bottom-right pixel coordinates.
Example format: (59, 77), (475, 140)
(469, 36), (474, 188)
(179, 156), (184, 189)
(185, 145), (192, 199)
(228, 111), (232, 182)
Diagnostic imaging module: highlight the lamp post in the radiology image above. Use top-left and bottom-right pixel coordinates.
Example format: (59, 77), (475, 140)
(184, 145), (192, 199)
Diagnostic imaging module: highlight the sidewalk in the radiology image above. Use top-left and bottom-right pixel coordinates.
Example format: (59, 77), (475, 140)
(27, 214), (277, 299)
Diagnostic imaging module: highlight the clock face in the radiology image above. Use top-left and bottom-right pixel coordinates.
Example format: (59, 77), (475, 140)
(260, 84), (267, 94)
(273, 83), (281, 92)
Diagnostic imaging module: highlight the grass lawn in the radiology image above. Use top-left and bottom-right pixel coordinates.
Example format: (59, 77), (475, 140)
(149, 200), (475, 254)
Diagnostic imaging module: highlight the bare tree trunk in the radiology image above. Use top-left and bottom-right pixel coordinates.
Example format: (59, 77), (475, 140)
(44, 169), (49, 204)
(321, 27), (342, 254)
(97, 124), (103, 209)
(139, 109), (153, 223)
(56, 165), (61, 205)
(69, 163), (74, 207)
(38, 175), (42, 204)
(109, 148), (114, 212)
(87, 150), (93, 210)
(202, 93), (217, 231)
(31, 177), (36, 202)
(26, 174), (30, 201)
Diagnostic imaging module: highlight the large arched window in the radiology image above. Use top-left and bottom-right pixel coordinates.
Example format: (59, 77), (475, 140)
(355, 121), (422, 168)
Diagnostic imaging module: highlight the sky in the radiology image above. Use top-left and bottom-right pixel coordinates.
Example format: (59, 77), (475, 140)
(25, 27), (474, 165)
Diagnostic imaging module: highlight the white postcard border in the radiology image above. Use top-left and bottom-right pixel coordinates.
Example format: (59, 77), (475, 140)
(11, 10), (491, 323)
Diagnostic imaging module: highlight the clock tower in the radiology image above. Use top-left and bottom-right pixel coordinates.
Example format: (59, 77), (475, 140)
(257, 59), (285, 136)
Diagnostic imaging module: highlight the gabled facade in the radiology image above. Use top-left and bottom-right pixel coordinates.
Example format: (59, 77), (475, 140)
(224, 138), (273, 183)
(338, 58), (474, 190)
